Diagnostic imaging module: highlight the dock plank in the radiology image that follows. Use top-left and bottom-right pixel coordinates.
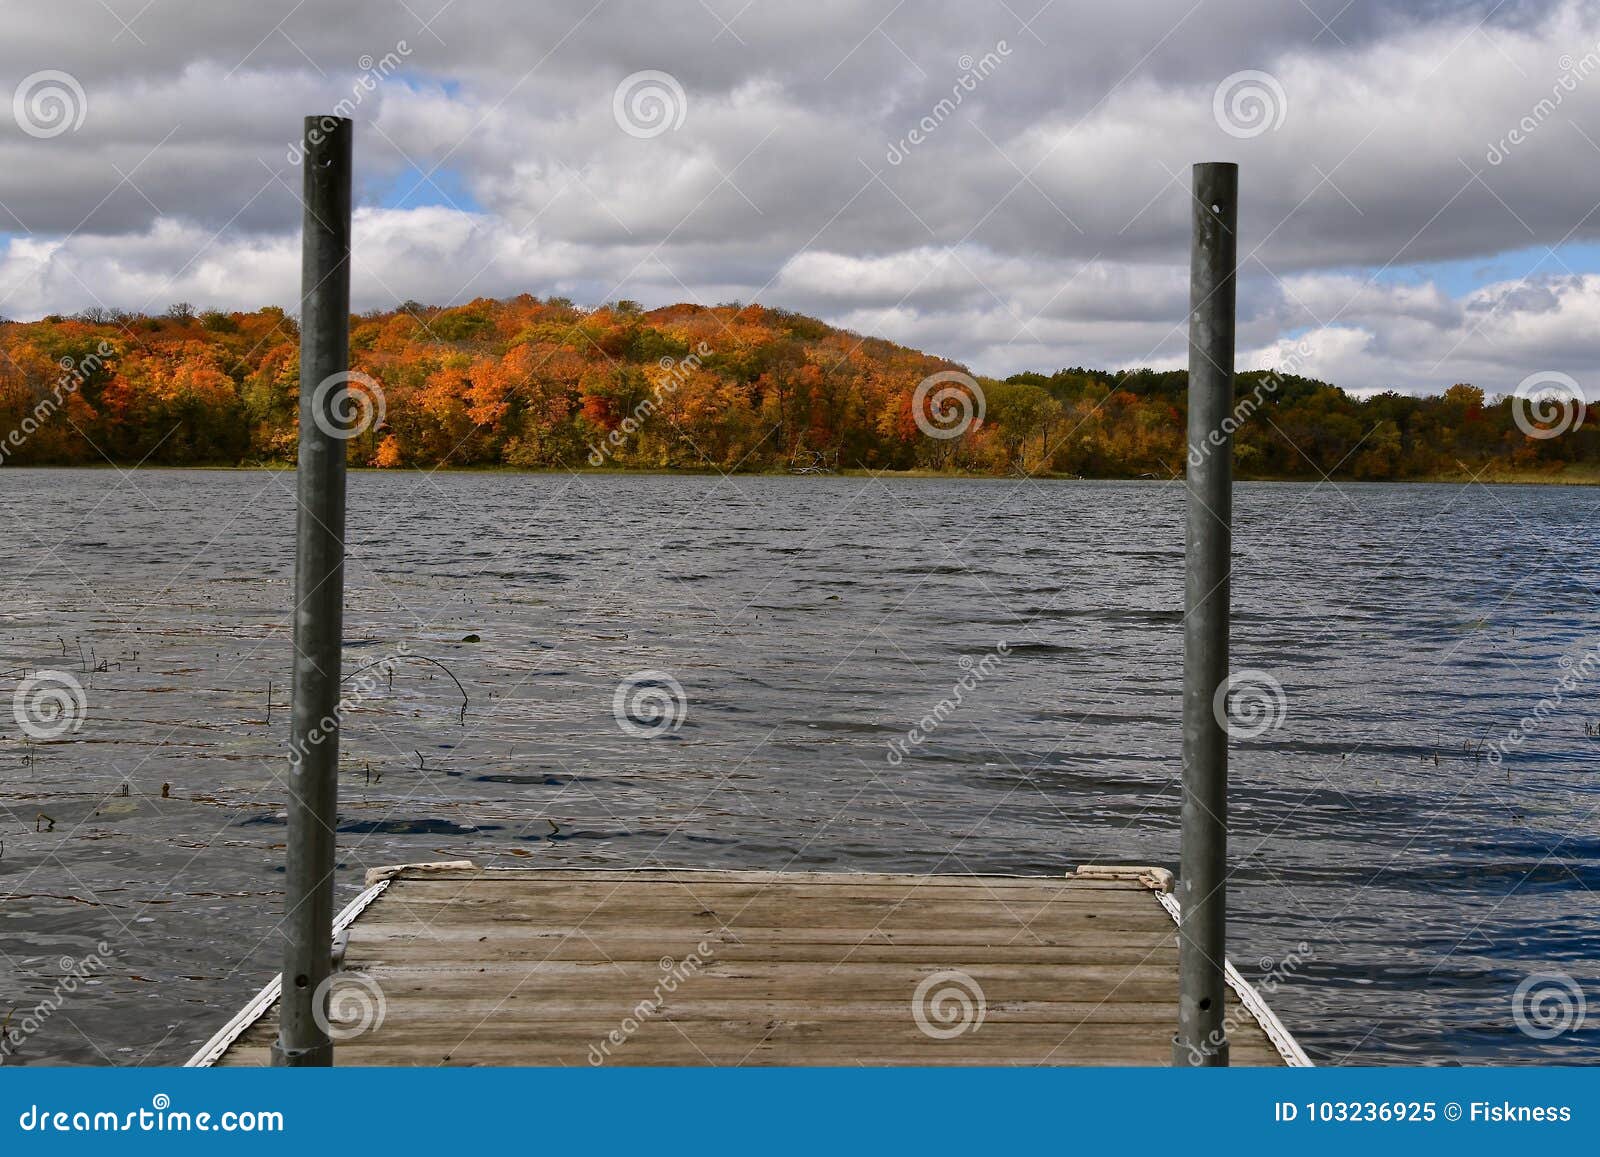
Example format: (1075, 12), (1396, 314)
(206, 867), (1296, 1067)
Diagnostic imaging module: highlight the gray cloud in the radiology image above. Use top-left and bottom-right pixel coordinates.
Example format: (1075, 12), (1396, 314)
(2, 0), (1599, 393)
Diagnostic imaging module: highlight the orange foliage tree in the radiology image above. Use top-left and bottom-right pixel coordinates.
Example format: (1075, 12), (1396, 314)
(0, 297), (1593, 480)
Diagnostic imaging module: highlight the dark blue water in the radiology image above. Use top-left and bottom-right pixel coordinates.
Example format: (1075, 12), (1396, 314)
(1, 469), (1597, 1064)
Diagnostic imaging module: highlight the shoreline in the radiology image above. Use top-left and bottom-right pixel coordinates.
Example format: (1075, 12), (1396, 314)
(3, 462), (1598, 486)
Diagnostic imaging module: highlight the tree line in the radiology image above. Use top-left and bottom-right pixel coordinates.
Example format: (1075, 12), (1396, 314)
(0, 296), (1593, 481)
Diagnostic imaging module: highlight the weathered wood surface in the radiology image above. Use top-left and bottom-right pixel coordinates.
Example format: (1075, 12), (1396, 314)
(214, 868), (1289, 1066)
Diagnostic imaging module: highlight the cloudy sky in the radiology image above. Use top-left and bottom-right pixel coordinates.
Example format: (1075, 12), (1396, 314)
(2, 0), (1600, 394)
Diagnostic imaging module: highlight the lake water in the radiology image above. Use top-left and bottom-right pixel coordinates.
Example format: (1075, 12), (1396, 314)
(2, 468), (1597, 1066)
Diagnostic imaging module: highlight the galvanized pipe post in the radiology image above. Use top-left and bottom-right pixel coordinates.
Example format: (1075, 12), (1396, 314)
(1174, 161), (1237, 1068)
(272, 115), (353, 1068)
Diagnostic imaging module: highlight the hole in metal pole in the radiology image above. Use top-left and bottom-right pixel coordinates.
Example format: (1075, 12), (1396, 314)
(1199, 997), (1213, 1011)
(294, 974), (309, 988)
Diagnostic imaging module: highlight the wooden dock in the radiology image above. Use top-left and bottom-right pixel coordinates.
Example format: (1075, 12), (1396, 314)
(191, 864), (1309, 1067)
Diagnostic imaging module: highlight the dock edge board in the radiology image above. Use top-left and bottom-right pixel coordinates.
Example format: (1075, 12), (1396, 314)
(185, 862), (1312, 1068)
(184, 874), (394, 1069)
(1153, 889), (1313, 1067)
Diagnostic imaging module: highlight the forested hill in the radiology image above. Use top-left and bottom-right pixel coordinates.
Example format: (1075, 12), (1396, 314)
(1, 296), (1594, 481)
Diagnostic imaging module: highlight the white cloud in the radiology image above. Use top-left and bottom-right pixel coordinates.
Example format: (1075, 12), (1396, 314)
(1, 0), (1598, 392)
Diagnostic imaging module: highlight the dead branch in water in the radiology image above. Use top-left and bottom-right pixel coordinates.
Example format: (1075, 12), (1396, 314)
(343, 652), (470, 723)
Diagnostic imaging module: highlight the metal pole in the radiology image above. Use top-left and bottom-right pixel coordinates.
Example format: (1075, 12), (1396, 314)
(272, 115), (353, 1068)
(1174, 161), (1237, 1068)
